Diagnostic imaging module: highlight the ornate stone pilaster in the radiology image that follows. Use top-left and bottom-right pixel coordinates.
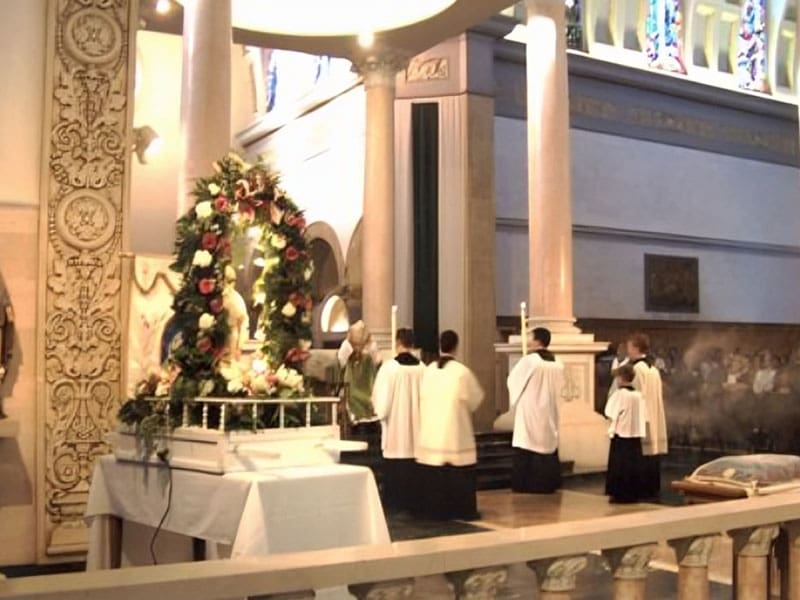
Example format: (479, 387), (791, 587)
(529, 555), (588, 599)
(731, 526), (779, 600)
(445, 566), (509, 599)
(38, 0), (137, 557)
(351, 53), (406, 356)
(603, 545), (656, 600)
(349, 578), (414, 600)
(669, 536), (716, 600)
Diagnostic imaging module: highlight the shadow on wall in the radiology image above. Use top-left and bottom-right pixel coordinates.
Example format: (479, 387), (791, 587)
(0, 269), (33, 507)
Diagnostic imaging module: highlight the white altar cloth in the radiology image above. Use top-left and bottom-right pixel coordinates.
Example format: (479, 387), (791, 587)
(85, 455), (389, 569)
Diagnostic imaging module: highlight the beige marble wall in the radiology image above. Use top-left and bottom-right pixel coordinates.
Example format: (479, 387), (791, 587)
(0, 206), (39, 566)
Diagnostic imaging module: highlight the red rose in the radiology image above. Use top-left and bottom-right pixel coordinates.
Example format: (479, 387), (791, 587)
(218, 238), (232, 258)
(305, 298), (313, 312)
(198, 278), (216, 295)
(196, 337), (212, 353)
(209, 296), (223, 314)
(214, 196), (229, 212)
(285, 246), (300, 261)
(201, 232), (218, 250)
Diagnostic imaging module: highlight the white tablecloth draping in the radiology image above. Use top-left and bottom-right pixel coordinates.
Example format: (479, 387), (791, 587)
(85, 455), (389, 569)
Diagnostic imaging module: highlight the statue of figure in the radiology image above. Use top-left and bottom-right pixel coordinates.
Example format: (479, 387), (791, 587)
(222, 265), (250, 363)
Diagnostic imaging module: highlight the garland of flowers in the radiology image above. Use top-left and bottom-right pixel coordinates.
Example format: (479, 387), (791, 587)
(119, 153), (314, 435)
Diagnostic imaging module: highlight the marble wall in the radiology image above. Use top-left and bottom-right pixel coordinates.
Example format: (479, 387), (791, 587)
(495, 119), (800, 323)
(0, 0), (45, 567)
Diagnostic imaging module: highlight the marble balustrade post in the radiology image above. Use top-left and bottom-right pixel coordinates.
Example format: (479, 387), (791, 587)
(445, 566), (509, 599)
(731, 526), (779, 600)
(524, 0), (578, 334)
(353, 54), (405, 353)
(603, 545), (656, 600)
(529, 555), (588, 600)
(669, 535), (717, 600)
(178, 0), (232, 216)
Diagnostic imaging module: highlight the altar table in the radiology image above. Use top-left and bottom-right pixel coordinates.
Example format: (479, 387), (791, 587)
(85, 455), (389, 570)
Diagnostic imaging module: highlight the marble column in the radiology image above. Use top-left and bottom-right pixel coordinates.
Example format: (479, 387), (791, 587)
(603, 545), (656, 600)
(669, 536), (716, 600)
(529, 555), (588, 600)
(177, 0), (232, 216)
(524, 0), (577, 335)
(356, 55), (404, 352)
(732, 526), (779, 600)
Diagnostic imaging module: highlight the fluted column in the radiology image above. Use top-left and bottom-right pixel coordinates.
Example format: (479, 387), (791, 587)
(446, 566), (509, 599)
(177, 0), (232, 216)
(524, 0), (578, 333)
(355, 55), (404, 351)
(669, 535), (716, 600)
(732, 526), (779, 600)
(603, 545), (656, 600)
(529, 555), (588, 600)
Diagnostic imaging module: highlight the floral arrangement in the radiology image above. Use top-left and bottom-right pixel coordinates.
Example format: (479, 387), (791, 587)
(119, 152), (315, 434)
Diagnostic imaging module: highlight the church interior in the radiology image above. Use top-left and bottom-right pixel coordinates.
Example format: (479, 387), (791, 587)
(2, 0), (800, 598)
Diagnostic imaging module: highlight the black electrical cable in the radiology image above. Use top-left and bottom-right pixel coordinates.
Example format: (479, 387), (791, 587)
(149, 451), (173, 565)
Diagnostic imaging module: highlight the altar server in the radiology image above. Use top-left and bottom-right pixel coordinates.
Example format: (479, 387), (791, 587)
(627, 332), (668, 498)
(371, 328), (424, 511)
(415, 330), (483, 520)
(604, 363), (648, 503)
(507, 327), (564, 494)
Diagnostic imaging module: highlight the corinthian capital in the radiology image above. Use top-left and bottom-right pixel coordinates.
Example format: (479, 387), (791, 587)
(352, 51), (409, 88)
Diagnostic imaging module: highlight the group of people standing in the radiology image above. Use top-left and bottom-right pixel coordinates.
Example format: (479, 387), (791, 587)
(346, 322), (668, 521)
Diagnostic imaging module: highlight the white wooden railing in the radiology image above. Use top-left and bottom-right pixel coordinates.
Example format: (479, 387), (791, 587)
(4, 493), (800, 599)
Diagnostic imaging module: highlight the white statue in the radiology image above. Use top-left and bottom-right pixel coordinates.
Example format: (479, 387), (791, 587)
(222, 265), (250, 363)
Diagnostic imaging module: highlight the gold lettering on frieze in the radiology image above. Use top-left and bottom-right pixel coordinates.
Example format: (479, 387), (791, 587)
(39, 0), (133, 556)
(570, 93), (795, 158)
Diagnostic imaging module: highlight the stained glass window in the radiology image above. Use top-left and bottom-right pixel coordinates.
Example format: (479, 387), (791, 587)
(565, 0), (583, 51)
(645, 0), (686, 73)
(736, 0), (769, 92)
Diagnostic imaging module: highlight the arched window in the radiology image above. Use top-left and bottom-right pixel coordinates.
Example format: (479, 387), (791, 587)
(736, 0), (769, 92)
(645, 0), (686, 72)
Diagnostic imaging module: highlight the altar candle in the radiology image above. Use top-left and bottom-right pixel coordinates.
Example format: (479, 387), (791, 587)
(391, 305), (398, 356)
(521, 302), (528, 355)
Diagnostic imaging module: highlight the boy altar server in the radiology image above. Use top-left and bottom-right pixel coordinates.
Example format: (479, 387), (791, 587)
(627, 332), (668, 499)
(604, 363), (648, 503)
(415, 331), (483, 520)
(507, 327), (564, 494)
(371, 328), (424, 511)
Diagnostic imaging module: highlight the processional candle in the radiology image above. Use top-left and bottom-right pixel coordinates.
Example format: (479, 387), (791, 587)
(391, 305), (398, 356)
(520, 302), (528, 355)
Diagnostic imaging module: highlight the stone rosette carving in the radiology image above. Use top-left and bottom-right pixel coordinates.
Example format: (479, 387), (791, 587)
(40, 0), (133, 554)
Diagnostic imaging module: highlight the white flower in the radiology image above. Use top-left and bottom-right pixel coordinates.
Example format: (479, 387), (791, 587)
(198, 313), (215, 330)
(281, 302), (297, 318)
(250, 374), (269, 394)
(251, 358), (267, 374)
(264, 256), (280, 272)
(299, 339), (312, 351)
(192, 250), (213, 268)
(155, 379), (171, 397)
(208, 182), (221, 196)
(303, 265), (314, 281)
(195, 201), (213, 219)
(270, 234), (287, 250)
(276, 365), (305, 391)
(227, 378), (244, 394)
(241, 161), (253, 172)
(253, 291), (266, 306)
(199, 379), (215, 397)
(220, 365), (239, 381)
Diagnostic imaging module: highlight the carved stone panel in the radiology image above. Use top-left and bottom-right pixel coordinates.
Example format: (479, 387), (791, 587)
(39, 0), (135, 557)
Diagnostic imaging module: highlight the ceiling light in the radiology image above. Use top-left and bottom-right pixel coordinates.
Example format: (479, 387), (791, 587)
(357, 30), (375, 48)
(226, 0), (457, 36)
(155, 0), (171, 14)
(133, 126), (162, 165)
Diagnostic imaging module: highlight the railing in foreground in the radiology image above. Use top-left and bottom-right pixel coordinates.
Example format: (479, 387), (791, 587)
(4, 493), (800, 600)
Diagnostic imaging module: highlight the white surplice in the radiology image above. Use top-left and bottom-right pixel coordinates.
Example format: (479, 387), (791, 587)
(632, 358), (668, 456)
(370, 357), (424, 459)
(507, 351), (565, 455)
(416, 359), (484, 467)
(604, 386), (648, 438)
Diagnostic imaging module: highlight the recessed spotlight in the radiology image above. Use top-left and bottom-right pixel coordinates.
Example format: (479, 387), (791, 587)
(155, 0), (171, 15)
(357, 30), (374, 48)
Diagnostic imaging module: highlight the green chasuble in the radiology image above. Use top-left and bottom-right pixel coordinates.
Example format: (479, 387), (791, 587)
(344, 354), (378, 421)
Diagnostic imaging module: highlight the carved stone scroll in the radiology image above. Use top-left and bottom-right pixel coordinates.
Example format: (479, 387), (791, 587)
(39, 0), (136, 556)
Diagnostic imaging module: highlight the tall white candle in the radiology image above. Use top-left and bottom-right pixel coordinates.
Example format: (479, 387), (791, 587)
(391, 305), (398, 356)
(521, 301), (528, 355)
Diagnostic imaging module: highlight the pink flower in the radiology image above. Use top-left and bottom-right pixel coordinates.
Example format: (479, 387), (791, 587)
(214, 196), (229, 212)
(285, 247), (300, 261)
(196, 337), (213, 353)
(209, 296), (223, 314)
(201, 232), (218, 250)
